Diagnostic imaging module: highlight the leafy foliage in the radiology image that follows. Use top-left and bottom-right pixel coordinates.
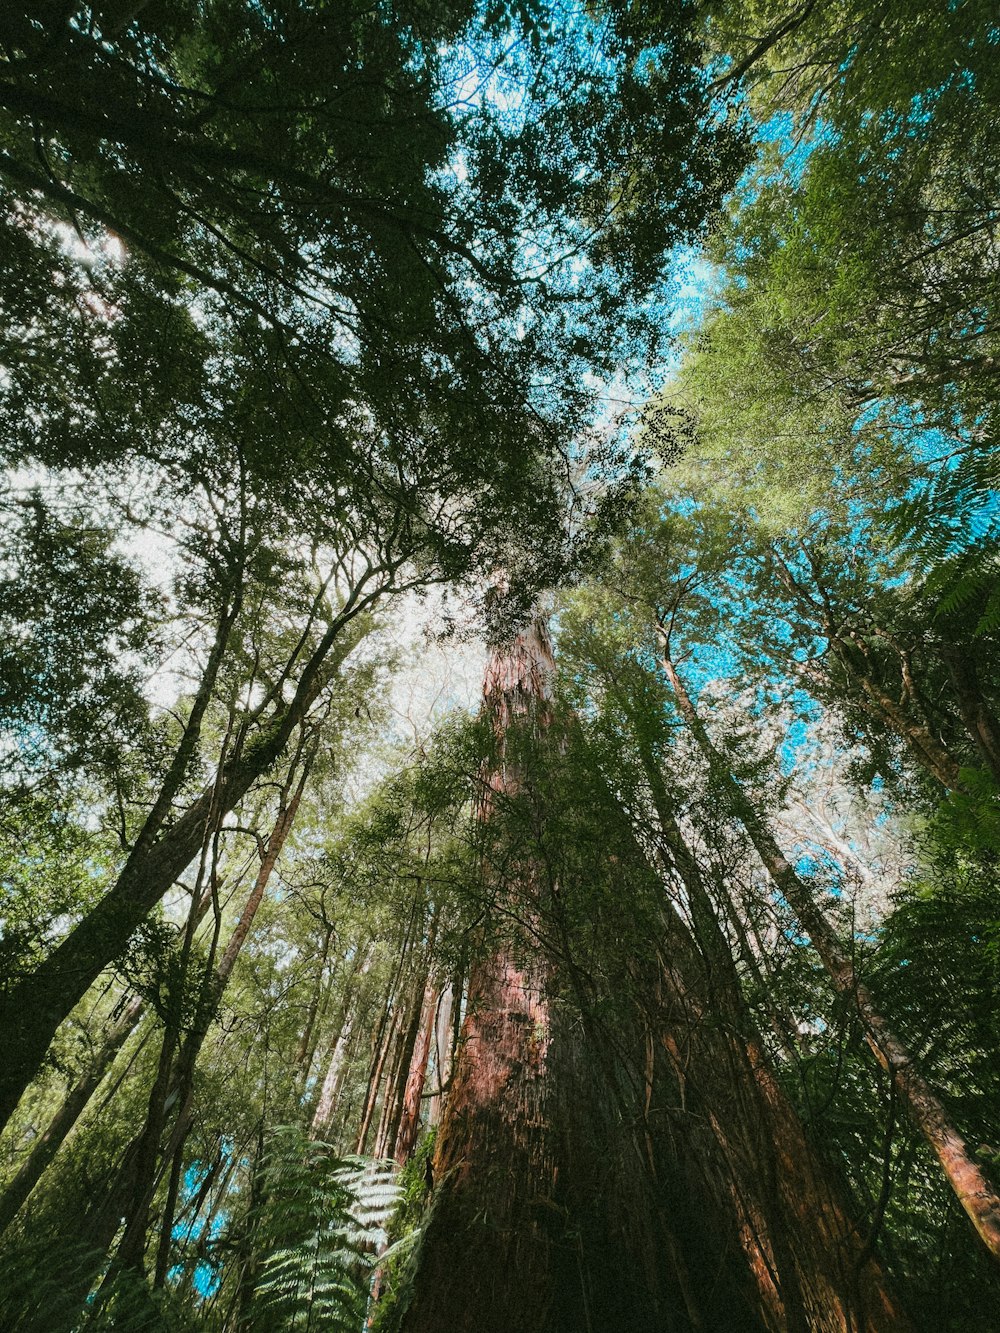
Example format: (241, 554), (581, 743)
(1, 2), (999, 1329)
(234, 1126), (399, 1333)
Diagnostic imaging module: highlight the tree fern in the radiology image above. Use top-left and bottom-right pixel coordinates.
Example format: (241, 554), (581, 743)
(237, 1126), (399, 1332)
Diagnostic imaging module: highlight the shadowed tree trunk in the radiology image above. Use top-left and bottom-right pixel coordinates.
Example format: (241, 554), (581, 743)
(389, 618), (753, 1331)
(646, 902), (911, 1332)
(385, 614), (912, 1332)
(769, 554), (963, 790)
(942, 646), (1000, 783)
(375, 980), (426, 1162)
(624, 724), (910, 1329)
(112, 744), (313, 1283)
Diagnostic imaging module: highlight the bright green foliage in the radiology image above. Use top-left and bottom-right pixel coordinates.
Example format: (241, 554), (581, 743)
(681, 0), (1000, 547)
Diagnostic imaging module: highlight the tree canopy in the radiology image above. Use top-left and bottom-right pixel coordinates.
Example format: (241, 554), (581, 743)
(1, 2), (998, 1330)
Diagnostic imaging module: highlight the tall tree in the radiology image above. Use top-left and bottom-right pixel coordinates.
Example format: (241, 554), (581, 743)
(0, 0), (747, 1132)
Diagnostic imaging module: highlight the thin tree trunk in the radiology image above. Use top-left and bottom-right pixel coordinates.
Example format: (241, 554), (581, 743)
(356, 1004), (402, 1156)
(374, 996), (416, 1161)
(294, 924), (335, 1085)
(378, 912), (439, 1160)
(309, 947), (374, 1139)
(395, 983), (439, 1163)
(309, 1015), (352, 1139)
(427, 984), (454, 1128)
(354, 904), (423, 1153)
(0, 601), (375, 1132)
(661, 644), (1000, 1265)
(139, 750), (311, 1280)
(769, 554), (963, 789)
(153, 1126), (189, 1288)
(86, 749), (308, 1295)
(855, 670), (962, 789)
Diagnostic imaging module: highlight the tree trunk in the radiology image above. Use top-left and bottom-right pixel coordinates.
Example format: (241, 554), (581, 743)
(121, 755), (310, 1277)
(769, 553), (962, 789)
(294, 924), (336, 1087)
(392, 617), (735, 1331)
(394, 983), (439, 1164)
(427, 984), (455, 1128)
(0, 606), (369, 1132)
(0, 995), (144, 1238)
(661, 645), (1000, 1266)
(374, 999), (417, 1161)
(357, 1003), (402, 1156)
(602, 706), (909, 1329)
(649, 902), (910, 1332)
(310, 948), (373, 1140)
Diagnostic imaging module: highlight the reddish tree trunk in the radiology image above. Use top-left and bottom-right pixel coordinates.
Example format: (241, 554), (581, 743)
(630, 730), (908, 1327)
(375, 986), (423, 1161)
(393, 618), (727, 1330)
(388, 615), (915, 1332)
(394, 983), (439, 1164)
(650, 910), (911, 1332)
(357, 1004), (402, 1156)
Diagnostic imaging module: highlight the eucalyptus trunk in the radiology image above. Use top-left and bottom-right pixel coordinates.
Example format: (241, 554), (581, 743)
(391, 619), (730, 1331)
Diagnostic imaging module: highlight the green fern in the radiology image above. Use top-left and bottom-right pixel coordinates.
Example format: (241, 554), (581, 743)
(237, 1125), (399, 1333)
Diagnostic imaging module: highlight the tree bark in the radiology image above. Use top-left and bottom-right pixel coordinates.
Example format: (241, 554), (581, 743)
(123, 752), (310, 1277)
(393, 618), (741, 1331)
(661, 645), (1000, 1266)
(649, 883), (910, 1332)
(394, 983), (439, 1165)
(598, 694), (909, 1329)
(357, 1003), (402, 1157)
(374, 998), (418, 1162)
(427, 984), (455, 1128)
